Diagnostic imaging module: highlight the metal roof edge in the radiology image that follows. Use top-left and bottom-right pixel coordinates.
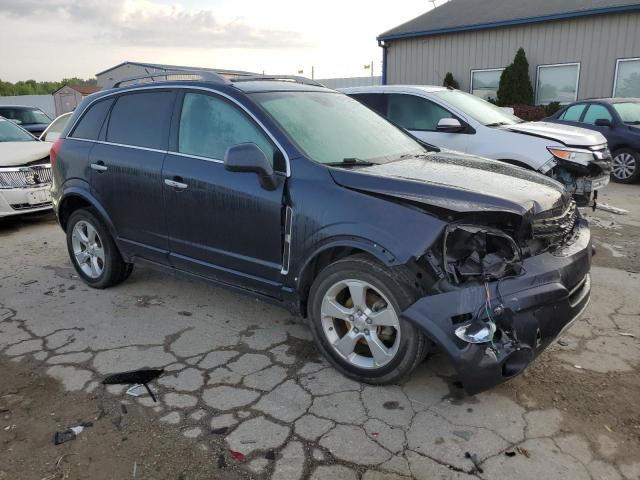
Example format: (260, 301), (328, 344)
(377, 4), (640, 42)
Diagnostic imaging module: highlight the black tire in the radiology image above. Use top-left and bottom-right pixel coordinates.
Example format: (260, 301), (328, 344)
(66, 208), (132, 289)
(308, 254), (428, 385)
(611, 149), (640, 184)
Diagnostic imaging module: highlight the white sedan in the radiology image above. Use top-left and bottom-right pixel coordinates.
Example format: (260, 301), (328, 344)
(0, 117), (54, 218)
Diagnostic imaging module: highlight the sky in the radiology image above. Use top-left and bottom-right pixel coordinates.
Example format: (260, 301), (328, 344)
(0, 0), (443, 82)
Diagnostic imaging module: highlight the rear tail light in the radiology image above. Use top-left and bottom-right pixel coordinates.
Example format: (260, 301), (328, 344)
(50, 138), (64, 167)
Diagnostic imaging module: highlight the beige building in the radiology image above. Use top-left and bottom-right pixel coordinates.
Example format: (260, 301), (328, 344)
(53, 85), (101, 115)
(378, 0), (640, 103)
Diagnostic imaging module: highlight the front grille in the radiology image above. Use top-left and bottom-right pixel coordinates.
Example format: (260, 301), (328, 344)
(532, 200), (578, 244)
(0, 164), (52, 189)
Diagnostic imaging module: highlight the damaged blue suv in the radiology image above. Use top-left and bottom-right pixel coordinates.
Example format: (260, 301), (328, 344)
(50, 71), (592, 394)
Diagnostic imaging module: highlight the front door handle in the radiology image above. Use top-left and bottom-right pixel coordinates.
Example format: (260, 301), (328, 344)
(91, 161), (108, 172)
(164, 178), (188, 190)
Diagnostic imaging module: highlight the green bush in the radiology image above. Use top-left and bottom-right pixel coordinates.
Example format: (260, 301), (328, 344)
(543, 101), (562, 117)
(497, 48), (534, 106)
(443, 72), (459, 89)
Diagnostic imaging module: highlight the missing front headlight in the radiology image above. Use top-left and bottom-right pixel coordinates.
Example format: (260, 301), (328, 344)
(443, 224), (522, 284)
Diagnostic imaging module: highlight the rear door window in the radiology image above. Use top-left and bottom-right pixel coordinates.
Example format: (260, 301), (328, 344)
(387, 94), (453, 131)
(559, 104), (586, 121)
(70, 99), (114, 140)
(582, 104), (613, 125)
(178, 92), (276, 165)
(106, 91), (175, 149)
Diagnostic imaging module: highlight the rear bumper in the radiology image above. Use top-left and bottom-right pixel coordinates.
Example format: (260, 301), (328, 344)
(402, 219), (592, 395)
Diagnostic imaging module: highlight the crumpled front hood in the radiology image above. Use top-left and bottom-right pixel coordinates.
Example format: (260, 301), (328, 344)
(501, 121), (606, 147)
(0, 141), (51, 167)
(329, 152), (569, 216)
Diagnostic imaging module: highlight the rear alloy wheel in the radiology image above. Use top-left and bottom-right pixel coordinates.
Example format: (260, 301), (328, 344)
(66, 209), (133, 288)
(308, 254), (428, 384)
(611, 149), (640, 183)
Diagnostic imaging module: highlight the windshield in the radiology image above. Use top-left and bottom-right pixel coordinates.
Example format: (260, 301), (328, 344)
(251, 91), (426, 165)
(613, 102), (640, 125)
(0, 107), (51, 125)
(0, 118), (35, 142)
(433, 90), (523, 126)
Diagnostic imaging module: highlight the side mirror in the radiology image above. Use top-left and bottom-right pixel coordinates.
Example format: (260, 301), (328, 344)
(594, 118), (612, 128)
(436, 118), (464, 133)
(224, 143), (278, 191)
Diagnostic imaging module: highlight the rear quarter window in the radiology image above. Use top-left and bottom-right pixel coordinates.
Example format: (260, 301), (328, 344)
(106, 91), (175, 150)
(70, 98), (114, 140)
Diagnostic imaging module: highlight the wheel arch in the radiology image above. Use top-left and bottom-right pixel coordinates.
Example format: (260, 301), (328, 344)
(58, 188), (118, 240)
(294, 239), (398, 318)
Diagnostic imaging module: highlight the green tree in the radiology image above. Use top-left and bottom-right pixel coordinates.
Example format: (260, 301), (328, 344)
(443, 72), (459, 89)
(497, 48), (534, 106)
(0, 77), (97, 96)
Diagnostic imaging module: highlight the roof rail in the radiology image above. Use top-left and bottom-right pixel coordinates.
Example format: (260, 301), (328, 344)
(230, 75), (325, 88)
(112, 68), (255, 88)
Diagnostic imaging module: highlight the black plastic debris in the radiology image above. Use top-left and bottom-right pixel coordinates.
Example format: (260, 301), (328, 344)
(53, 422), (93, 445)
(211, 427), (228, 435)
(505, 451), (516, 457)
(264, 450), (276, 460)
(102, 369), (164, 402)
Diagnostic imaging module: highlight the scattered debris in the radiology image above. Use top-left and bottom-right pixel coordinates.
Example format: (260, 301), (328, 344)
(505, 451), (516, 457)
(126, 384), (145, 398)
(264, 450), (276, 460)
(54, 423), (92, 445)
(211, 427), (228, 435)
(464, 451), (483, 473)
(120, 403), (128, 415)
(229, 449), (245, 462)
(574, 365), (583, 369)
(598, 203), (628, 215)
(558, 339), (569, 346)
(217, 453), (227, 468)
(21, 280), (37, 286)
(618, 332), (635, 338)
(132, 461), (137, 479)
(102, 369), (164, 402)
(516, 446), (531, 458)
(604, 425), (613, 433)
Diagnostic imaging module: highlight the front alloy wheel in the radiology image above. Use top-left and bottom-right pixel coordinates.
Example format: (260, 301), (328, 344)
(308, 254), (428, 384)
(321, 279), (401, 369)
(611, 149), (639, 183)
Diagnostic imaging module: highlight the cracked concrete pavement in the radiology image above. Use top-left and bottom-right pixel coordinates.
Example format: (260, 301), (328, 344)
(1, 183), (639, 479)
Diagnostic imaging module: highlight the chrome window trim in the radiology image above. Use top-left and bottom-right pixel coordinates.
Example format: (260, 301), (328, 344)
(65, 84), (291, 176)
(535, 62), (581, 105)
(613, 57), (640, 97)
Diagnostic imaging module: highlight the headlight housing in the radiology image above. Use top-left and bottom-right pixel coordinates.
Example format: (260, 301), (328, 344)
(547, 147), (595, 167)
(443, 224), (522, 284)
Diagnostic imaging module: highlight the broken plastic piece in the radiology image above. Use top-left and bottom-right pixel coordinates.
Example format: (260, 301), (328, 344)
(229, 449), (245, 462)
(54, 423), (91, 445)
(102, 369), (164, 403)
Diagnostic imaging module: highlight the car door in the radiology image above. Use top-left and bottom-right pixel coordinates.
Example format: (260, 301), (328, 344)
(90, 89), (176, 264)
(162, 90), (286, 295)
(580, 103), (619, 143)
(385, 93), (470, 152)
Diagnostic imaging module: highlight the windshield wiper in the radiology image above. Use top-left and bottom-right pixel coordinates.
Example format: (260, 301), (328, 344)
(325, 158), (376, 167)
(626, 121), (640, 125)
(485, 121), (511, 127)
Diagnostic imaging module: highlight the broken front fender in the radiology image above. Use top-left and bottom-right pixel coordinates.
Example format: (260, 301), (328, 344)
(402, 219), (592, 395)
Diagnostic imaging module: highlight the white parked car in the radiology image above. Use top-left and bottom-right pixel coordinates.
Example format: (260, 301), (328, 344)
(342, 85), (612, 206)
(39, 112), (72, 143)
(0, 116), (53, 218)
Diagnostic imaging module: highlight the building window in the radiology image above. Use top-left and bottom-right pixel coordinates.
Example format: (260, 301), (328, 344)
(614, 58), (640, 98)
(536, 63), (580, 105)
(470, 69), (504, 101)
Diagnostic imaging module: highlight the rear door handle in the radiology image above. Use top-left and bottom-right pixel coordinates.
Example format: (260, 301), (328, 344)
(91, 161), (108, 172)
(164, 178), (188, 190)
